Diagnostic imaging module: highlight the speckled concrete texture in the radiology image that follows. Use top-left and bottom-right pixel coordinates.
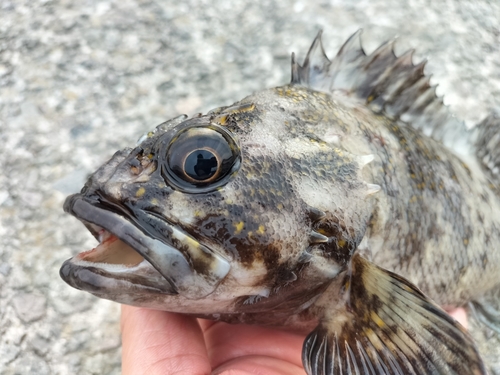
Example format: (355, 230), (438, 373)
(0, 0), (499, 374)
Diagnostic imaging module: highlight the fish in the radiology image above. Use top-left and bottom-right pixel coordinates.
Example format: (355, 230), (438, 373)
(60, 30), (500, 375)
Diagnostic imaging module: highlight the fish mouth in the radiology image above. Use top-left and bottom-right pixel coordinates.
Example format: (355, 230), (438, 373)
(61, 194), (231, 299)
(61, 195), (178, 295)
(73, 225), (144, 267)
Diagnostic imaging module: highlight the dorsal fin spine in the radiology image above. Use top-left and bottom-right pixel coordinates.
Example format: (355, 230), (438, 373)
(291, 52), (300, 84)
(291, 30), (471, 154)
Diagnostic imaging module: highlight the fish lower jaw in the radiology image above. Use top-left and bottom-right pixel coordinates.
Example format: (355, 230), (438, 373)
(75, 224), (145, 269)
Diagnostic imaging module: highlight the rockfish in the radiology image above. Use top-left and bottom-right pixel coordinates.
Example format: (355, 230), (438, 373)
(60, 31), (500, 374)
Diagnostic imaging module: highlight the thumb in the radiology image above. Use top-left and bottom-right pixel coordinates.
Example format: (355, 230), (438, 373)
(121, 305), (211, 375)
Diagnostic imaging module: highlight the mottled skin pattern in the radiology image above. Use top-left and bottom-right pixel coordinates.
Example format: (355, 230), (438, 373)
(366, 119), (500, 307)
(63, 83), (499, 320)
(273, 85), (500, 307)
(264, 85), (500, 308)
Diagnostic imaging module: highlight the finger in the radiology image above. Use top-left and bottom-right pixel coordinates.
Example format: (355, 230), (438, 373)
(213, 355), (306, 375)
(121, 305), (210, 375)
(199, 320), (305, 371)
(447, 307), (468, 329)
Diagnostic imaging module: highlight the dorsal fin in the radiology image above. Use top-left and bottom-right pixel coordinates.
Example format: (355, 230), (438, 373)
(291, 30), (471, 154)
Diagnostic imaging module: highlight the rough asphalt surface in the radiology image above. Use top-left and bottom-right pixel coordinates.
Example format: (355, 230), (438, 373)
(1, 0), (499, 373)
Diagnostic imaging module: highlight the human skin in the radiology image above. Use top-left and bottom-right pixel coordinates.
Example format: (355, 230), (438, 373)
(120, 305), (468, 375)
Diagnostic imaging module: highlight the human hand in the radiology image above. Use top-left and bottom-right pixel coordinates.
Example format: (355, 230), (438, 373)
(448, 307), (468, 329)
(121, 305), (307, 375)
(121, 305), (468, 375)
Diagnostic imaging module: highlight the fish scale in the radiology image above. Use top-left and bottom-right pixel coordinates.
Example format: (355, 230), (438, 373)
(60, 31), (500, 374)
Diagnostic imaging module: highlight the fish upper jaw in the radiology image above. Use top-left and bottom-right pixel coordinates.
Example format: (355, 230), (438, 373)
(61, 194), (231, 300)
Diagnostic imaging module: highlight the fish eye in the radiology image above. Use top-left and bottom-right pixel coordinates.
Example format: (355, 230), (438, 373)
(163, 126), (240, 192)
(184, 149), (218, 181)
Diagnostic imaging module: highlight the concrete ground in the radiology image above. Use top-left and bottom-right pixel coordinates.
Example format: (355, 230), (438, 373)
(0, 0), (499, 373)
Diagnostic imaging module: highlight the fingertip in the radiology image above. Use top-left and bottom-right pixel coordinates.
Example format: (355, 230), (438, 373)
(447, 307), (468, 330)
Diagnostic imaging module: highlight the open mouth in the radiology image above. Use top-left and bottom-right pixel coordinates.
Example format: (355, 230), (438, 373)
(60, 194), (180, 294)
(75, 224), (145, 267)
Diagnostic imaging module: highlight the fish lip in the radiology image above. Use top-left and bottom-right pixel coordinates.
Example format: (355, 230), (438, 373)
(59, 258), (176, 295)
(62, 194), (180, 293)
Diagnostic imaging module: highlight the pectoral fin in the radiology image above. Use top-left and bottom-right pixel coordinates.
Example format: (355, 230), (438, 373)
(303, 254), (486, 375)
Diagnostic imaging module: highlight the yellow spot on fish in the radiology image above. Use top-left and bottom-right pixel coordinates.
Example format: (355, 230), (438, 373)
(344, 280), (350, 291)
(194, 210), (204, 218)
(214, 114), (228, 125)
(150, 198), (158, 205)
(317, 228), (329, 236)
(136, 187), (146, 197)
(403, 284), (413, 293)
(232, 103), (255, 113)
(276, 203), (283, 210)
(185, 237), (200, 249)
(463, 238), (469, 246)
(257, 225), (265, 234)
(371, 311), (385, 328)
(334, 149), (344, 157)
(233, 221), (244, 235)
(337, 239), (346, 248)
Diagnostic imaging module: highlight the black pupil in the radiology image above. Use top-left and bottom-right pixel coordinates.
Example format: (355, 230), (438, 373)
(185, 149), (218, 180)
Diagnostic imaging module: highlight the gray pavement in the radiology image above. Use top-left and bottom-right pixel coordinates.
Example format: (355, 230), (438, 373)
(1, 0), (499, 373)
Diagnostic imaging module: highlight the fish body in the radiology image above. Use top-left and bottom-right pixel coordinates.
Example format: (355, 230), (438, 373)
(60, 31), (500, 374)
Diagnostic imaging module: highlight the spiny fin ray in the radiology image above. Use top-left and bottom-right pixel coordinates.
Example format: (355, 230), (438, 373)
(302, 254), (486, 375)
(291, 31), (471, 154)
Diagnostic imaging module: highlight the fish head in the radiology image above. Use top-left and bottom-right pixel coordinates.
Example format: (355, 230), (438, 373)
(61, 87), (375, 318)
